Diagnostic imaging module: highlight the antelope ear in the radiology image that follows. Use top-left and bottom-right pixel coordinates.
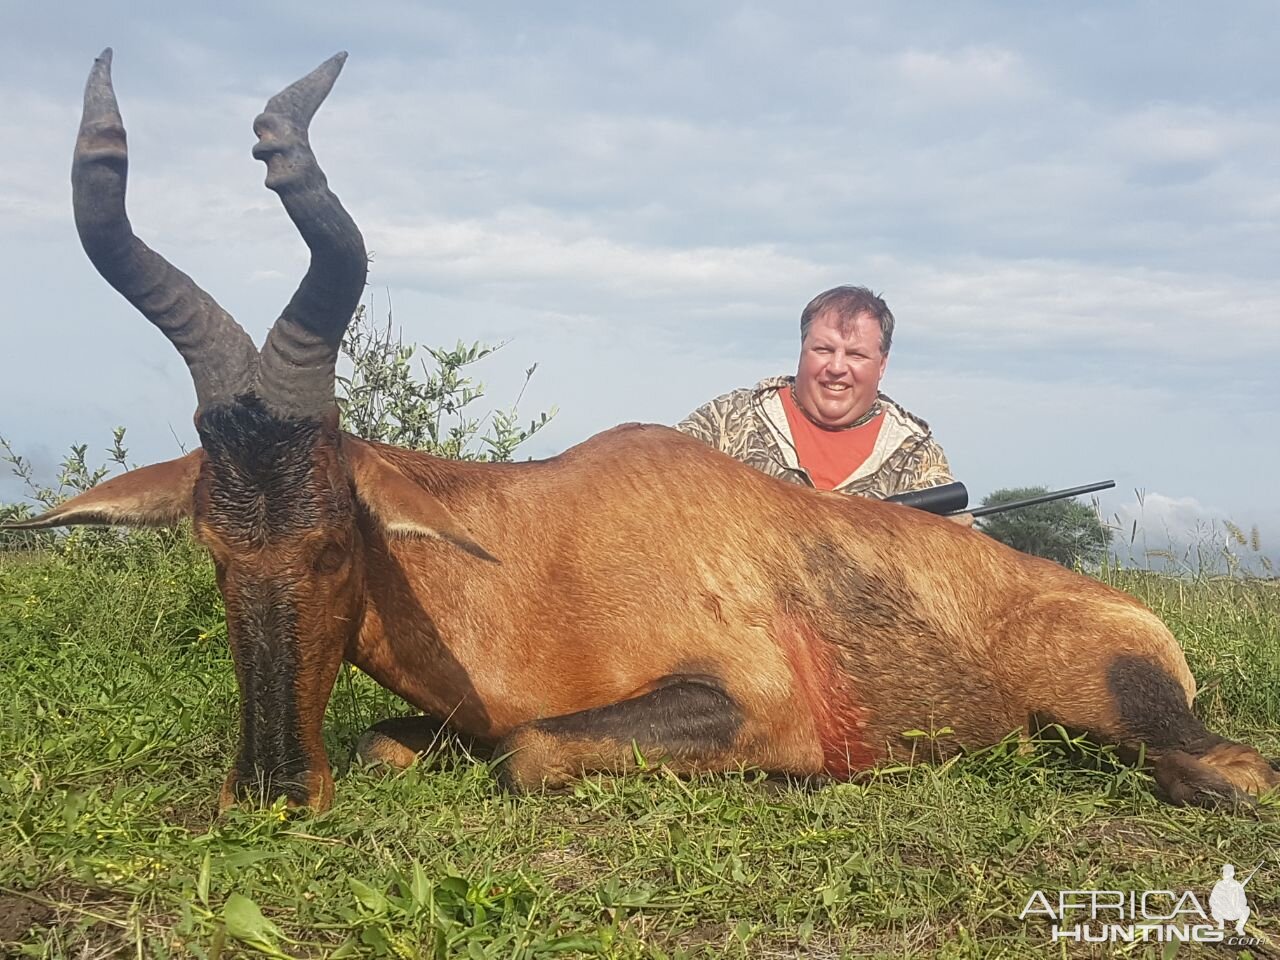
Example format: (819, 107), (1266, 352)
(0, 450), (204, 530)
(346, 441), (497, 562)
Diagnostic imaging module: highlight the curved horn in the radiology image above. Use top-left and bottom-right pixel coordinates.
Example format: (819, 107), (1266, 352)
(73, 49), (258, 412)
(254, 52), (368, 419)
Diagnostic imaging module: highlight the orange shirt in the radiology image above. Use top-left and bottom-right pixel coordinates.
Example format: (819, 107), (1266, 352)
(779, 388), (885, 491)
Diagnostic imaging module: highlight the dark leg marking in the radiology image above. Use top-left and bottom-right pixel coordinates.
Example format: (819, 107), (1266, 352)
(1107, 655), (1221, 753)
(355, 714), (481, 770)
(1107, 655), (1276, 808)
(495, 676), (743, 791)
(531, 675), (741, 751)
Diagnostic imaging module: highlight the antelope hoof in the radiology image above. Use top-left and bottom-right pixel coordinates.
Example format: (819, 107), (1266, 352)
(217, 766), (334, 814)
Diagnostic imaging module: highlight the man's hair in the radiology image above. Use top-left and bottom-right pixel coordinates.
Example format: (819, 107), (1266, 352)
(799, 285), (895, 354)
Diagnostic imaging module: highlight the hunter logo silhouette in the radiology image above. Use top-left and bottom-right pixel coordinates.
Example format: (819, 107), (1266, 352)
(1209, 863), (1261, 936)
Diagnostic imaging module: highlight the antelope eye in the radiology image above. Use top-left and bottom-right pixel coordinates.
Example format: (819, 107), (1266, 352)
(312, 540), (349, 575)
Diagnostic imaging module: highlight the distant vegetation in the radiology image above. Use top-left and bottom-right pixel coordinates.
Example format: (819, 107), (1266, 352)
(976, 486), (1274, 580)
(977, 485), (1113, 568)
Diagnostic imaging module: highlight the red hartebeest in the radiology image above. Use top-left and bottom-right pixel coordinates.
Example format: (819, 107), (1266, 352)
(6, 51), (1276, 813)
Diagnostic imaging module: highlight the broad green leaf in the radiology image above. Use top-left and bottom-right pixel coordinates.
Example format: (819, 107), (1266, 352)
(223, 893), (289, 956)
(350, 876), (390, 914)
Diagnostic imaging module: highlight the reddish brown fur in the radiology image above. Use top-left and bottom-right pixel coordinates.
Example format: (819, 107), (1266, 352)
(346, 423), (1011, 746)
(333, 425), (1271, 807)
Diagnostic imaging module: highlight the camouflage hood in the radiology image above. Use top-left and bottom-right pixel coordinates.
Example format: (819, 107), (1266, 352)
(676, 375), (954, 498)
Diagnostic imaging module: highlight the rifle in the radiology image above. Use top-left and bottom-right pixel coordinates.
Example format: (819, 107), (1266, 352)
(883, 480), (1115, 518)
(1239, 861), (1265, 888)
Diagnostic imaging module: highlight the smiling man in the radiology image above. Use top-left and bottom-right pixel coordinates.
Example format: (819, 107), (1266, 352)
(676, 286), (955, 499)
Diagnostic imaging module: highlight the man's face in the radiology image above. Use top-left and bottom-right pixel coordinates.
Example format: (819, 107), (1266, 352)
(794, 310), (889, 428)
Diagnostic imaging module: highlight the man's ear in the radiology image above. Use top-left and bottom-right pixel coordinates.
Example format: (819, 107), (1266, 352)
(0, 450), (204, 530)
(346, 441), (497, 562)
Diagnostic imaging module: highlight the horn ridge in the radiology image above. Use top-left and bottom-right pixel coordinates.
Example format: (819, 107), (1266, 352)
(254, 52), (368, 419)
(72, 49), (258, 413)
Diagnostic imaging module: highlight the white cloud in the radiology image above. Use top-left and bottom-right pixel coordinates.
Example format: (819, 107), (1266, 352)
(873, 255), (1280, 362)
(894, 46), (1034, 104)
(369, 212), (826, 298)
(1100, 105), (1268, 167)
(0, 93), (80, 234)
(1113, 492), (1225, 541)
(1110, 492), (1276, 575)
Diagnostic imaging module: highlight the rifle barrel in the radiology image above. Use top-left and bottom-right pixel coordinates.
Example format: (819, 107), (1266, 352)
(883, 480), (968, 515)
(965, 481), (1116, 519)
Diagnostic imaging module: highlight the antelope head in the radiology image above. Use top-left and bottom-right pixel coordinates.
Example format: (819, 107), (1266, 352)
(3, 51), (474, 811)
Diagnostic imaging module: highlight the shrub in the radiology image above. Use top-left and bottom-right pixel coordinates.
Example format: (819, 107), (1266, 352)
(338, 303), (555, 460)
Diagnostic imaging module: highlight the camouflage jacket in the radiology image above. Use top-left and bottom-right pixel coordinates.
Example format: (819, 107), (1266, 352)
(675, 376), (954, 498)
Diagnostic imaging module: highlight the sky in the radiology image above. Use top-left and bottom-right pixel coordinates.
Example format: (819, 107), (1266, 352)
(2, 2), (1277, 572)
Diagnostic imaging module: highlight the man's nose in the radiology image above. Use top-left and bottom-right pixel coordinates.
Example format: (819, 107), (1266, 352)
(827, 352), (849, 373)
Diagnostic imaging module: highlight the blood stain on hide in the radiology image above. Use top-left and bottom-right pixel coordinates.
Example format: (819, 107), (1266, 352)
(774, 614), (873, 776)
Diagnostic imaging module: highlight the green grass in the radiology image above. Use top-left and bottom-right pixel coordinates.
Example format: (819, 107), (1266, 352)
(2, 538), (1278, 958)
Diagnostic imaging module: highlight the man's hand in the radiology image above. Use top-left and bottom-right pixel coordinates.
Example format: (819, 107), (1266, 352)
(947, 512), (976, 529)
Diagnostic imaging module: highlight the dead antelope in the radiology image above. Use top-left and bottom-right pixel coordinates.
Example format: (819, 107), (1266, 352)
(7, 50), (1276, 814)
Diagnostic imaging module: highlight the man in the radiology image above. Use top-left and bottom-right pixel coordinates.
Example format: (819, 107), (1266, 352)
(677, 285), (955, 500)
